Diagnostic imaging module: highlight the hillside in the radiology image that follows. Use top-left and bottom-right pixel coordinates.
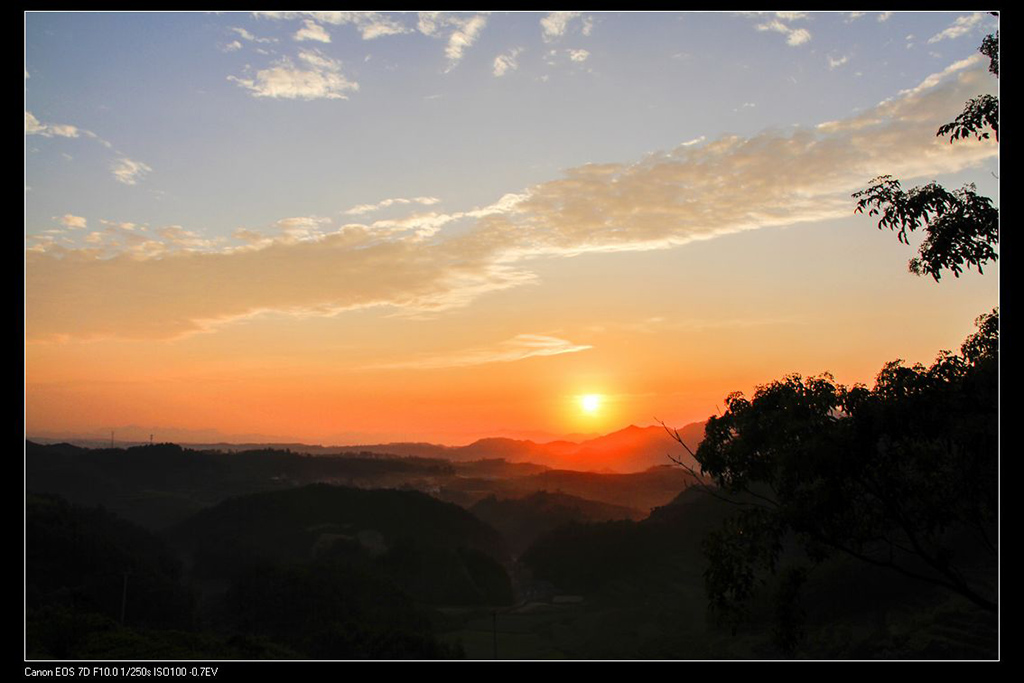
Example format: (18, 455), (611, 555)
(166, 484), (513, 607)
(471, 490), (645, 555)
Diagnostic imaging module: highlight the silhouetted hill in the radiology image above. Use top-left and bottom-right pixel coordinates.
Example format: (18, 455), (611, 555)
(26, 437), (700, 532)
(31, 420), (706, 473)
(25, 491), (464, 659)
(448, 423), (704, 472)
(471, 491), (645, 555)
(521, 485), (733, 595)
(167, 484), (513, 606)
(26, 441), (459, 530)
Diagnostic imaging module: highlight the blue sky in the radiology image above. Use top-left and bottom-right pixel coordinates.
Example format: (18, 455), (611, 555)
(26, 11), (999, 245)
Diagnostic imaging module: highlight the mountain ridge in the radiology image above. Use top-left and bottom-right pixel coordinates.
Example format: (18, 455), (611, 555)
(28, 421), (706, 473)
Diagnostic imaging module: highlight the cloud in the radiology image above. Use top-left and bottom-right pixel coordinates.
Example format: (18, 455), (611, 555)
(878, 12), (893, 22)
(228, 49), (359, 99)
(156, 225), (219, 249)
(27, 59), (996, 342)
(928, 12), (988, 43)
(27, 112), (114, 149)
(540, 12), (581, 41)
(444, 14), (487, 67)
(25, 111), (80, 138)
(27, 227), (534, 341)
(738, 12), (811, 46)
(100, 220), (140, 231)
(232, 27), (256, 40)
(568, 49), (590, 63)
(757, 18), (811, 46)
(414, 12), (488, 68)
(334, 12), (411, 40)
(461, 60), (994, 261)
(493, 48), (522, 77)
(273, 215), (333, 242)
(366, 334), (592, 370)
(345, 196), (441, 215)
(260, 11), (411, 40)
(828, 54), (850, 70)
(231, 26), (276, 43)
(221, 40), (243, 52)
(56, 214), (87, 229)
(294, 19), (331, 43)
(111, 157), (152, 185)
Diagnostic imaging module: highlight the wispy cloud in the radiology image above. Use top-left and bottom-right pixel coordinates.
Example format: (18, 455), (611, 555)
(231, 26), (276, 43)
(111, 157), (152, 185)
(27, 59), (996, 342)
(736, 11), (811, 46)
(445, 14), (487, 68)
(928, 12), (988, 44)
(828, 54), (850, 70)
(228, 49), (359, 100)
(26, 111), (80, 138)
(334, 12), (412, 40)
(273, 215), (333, 242)
(294, 19), (331, 43)
(56, 214), (87, 229)
(540, 11), (582, 41)
(757, 18), (811, 46)
(568, 49), (590, 63)
(26, 111), (113, 149)
(156, 225), (219, 249)
(417, 12), (488, 69)
(345, 196), (441, 215)
(366, 334), (593, 370)
(263, 11), (412, 40)
(493, 47), (523, 77)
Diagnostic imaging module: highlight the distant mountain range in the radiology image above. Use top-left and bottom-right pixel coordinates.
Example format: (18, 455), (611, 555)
(29, 422), (706, 474)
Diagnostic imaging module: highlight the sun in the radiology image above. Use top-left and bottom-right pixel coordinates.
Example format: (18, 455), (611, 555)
(580, 394), (602, 414)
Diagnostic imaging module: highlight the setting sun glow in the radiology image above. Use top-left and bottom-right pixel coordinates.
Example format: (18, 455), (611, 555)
(581, 394), (602, 414)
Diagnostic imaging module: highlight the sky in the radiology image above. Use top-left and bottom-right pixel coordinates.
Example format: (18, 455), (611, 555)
(25, 11), (999, 446)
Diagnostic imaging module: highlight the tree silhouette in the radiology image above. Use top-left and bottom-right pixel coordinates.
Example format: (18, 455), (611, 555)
(852, 177), (998, 280)
(853, 27), (999, 281)
(670, 311), (998, 637)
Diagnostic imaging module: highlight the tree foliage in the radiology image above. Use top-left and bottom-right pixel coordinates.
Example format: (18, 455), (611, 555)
(854, 30), (998, 281)
(937, 28), (998, 143)
(936, 95), (999, 143)
(681, 311), (998, 633)
(980, 30), (998, 76)
(853, 177), (999, 280)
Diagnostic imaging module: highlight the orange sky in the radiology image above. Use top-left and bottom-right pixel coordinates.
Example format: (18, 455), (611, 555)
(26, 212), (996, 445)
